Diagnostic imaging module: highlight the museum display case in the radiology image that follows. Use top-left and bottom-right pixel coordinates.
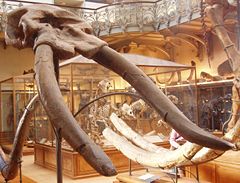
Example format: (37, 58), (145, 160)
(0, 78), (14, 144)
(14, 74), (36, 144)
(197, 80), (233, 131)
(0, 74), (37, 144)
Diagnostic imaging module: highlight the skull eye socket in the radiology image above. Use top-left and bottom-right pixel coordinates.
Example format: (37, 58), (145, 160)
(40, 16), (63, 30)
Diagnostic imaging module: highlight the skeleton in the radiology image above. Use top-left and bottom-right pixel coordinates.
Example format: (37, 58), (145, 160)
(88, 79), (112, 132)
(0, 2), (237, 181)
(86, 79), (136, 145)
(86, 79), (123, 144)
(128, 94), (177, 136)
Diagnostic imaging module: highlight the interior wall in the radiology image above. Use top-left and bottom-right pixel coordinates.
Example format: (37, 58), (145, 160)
(0, 46), (34, 81)
(187, 33), (233, 77)
(174, 34), (228, 78)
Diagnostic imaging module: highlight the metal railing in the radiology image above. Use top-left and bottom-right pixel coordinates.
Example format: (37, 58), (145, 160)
(0, 0), (201, 36)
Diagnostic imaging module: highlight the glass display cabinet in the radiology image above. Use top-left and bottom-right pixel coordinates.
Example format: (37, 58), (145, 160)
(0, 78), (14, 144)
(197, 80), (233, 131)
(14, 74), (36, 144)
(34, 64), (74, 151)
(0, 54), (198, 145)
(0, 74), (36, 145)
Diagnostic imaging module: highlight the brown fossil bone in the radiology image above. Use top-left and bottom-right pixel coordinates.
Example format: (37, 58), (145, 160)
(34, 44), (117, 176)
(4, 4), (235, 180)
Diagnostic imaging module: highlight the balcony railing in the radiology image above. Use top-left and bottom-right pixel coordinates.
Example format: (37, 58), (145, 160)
(0, 0), (201, 36)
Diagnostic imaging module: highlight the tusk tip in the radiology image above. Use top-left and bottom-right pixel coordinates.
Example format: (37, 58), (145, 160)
(101, 164), (118, 176)
(232, 142), (240, 151)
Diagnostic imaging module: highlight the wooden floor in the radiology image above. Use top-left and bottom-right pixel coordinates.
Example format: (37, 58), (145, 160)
(0, 175), (36, 183)
(2, 145), (34, 156)
(113, 171), (210, 183)
(19, 155), (210, 183)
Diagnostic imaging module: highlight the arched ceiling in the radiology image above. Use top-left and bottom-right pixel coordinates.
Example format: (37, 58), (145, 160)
(101, 17), (210, 63)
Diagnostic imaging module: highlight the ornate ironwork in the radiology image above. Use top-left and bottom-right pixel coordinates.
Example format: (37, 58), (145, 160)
(0, 0), (201, 35)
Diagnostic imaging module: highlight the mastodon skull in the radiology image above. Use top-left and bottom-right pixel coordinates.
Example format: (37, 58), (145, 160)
(5, 5), (106, 59)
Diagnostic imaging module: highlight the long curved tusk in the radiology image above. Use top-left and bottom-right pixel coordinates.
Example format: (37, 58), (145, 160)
(34, 44), (117, 176)
(1, 95), (39, 180)
(103, 127), (201, 169)
(108, 108), (238, 168)
(93, 46), (234, 151)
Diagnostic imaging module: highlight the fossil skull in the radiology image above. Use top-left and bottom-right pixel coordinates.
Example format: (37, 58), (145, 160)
(6, 5), (106, 59)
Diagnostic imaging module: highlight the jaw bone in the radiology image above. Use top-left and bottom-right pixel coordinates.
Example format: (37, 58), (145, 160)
(103, 127), (201, 169)
(105, 111), (239, 169)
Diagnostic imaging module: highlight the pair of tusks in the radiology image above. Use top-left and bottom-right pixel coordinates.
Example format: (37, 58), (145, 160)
(33, 43), (234, 177)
